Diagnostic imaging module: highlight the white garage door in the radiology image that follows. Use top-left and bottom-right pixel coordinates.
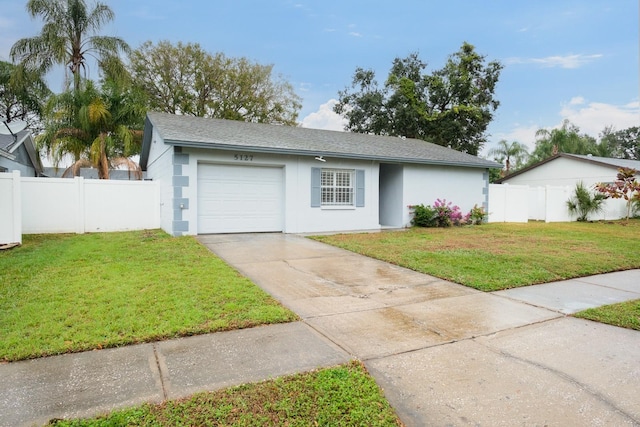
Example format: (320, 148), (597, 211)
(197, 164), (284, 233)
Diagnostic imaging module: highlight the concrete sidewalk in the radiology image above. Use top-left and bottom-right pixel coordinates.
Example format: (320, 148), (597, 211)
(2, 232), (639, 426)
(200, 233), (640, 426)
(0, 323), (349, 426)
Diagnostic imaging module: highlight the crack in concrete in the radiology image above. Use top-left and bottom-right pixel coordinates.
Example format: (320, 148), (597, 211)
(490, 292), (573, 315)
(477, 340), (640, 426)
(152, 344), (168, 401)
(360, 315), (565, 362)
(574, 280), (640, 296)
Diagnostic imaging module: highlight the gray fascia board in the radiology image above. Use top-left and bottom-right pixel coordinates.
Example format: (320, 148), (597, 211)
(163, 138), (500, 169)
(140, 116), (153, 170)
(0, 149), (15, 160)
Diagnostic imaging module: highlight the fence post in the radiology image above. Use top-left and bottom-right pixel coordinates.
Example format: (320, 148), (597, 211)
(12, 171), (21, 244)
(75, 176), (85, 234)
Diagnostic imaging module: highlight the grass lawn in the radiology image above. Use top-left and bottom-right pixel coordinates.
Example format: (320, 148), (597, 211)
(574, 299), (640, 330)
(49, 361), (402, 427)
(0, 230), (297, 362)
(311, 220), (640, 291)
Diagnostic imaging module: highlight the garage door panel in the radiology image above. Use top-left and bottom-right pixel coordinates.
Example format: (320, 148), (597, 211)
(197, 164), (284, 233)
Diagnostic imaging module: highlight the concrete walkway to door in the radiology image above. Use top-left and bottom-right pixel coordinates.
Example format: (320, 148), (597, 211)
(198, 233), (640, 427)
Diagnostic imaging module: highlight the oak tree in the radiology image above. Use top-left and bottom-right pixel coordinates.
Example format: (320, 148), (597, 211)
(129, 41), (301, 126)
(334, 42), (502, 155)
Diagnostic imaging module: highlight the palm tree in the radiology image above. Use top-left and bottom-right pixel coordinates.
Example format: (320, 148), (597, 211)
(38, 79), (144, 178)
(487, 139), (529, 175)
(529, 120), (597, 164)
(566, 181), (607, 221)
(10, 0), (129, 93)
(38, 84), (96, 165)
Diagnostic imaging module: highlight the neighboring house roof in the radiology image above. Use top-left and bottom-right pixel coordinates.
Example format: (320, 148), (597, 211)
(141, 112), (501, 170)
(496, 153), (640, 183)
(0, 130), (43, 175)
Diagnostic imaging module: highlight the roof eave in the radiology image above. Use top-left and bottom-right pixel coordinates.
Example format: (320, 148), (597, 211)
(0, 149), (15, 160)
(140, 116), (154, 170)
(496, 152), (639, 183)
(164, 138), (500, 169)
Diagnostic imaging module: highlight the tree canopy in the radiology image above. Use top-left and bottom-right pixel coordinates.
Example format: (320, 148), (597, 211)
(0, 60), (50, 130)
(528, 120), (597, 164)
(599, 126), (639, 160)
(129, 41), (302, 126)
(334, 42), (502, 155)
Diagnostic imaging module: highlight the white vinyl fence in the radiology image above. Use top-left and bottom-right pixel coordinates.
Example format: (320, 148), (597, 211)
(0, 171), (22, 245)
(1, 172), (160, 244)
(488, 184), (628, 223)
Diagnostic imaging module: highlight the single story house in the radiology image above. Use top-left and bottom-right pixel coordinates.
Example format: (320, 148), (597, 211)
(0, 130), (42, 177)
(140, 112), (500, 236)
(496, 153), (640, 187)
(496, 153), (640, 221)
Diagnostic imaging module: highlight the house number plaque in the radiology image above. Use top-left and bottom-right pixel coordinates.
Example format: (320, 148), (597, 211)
(234, 154), (254, 161)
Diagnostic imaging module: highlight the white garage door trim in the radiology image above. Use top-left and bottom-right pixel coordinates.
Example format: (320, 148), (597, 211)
(197, 163), (284, 233)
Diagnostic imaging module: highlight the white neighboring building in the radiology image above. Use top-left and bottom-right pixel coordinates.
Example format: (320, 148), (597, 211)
(497, 153), (640, 221)
(496, 153), (640, 188)
(140, 112), (500, 236)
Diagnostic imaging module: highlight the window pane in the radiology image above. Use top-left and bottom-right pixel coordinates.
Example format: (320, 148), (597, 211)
(321, 171), (333, 186)
(321, 188), (333, 204)
(320, 169), (354, 206)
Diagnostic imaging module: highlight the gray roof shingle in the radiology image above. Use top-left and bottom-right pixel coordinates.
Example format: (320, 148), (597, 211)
(141, 112), (500, 169)
(566, 154), (640, 170)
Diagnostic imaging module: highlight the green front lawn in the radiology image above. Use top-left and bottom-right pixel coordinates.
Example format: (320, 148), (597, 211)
(575, 299), (640, 330)
(0, 230), (297, 362)
(49, 361), (402, 427)
(312, 220), (640, 291)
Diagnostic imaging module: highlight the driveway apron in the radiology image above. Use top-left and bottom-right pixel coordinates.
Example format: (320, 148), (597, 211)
(198, 233), (640, 427)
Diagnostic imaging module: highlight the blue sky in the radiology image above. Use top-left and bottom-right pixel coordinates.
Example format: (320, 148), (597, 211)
(0, 0), (638, 157)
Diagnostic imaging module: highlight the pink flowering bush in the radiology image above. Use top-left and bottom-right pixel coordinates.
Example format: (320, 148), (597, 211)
(409, 200), (486, 227)
(433, 199), (464, 227)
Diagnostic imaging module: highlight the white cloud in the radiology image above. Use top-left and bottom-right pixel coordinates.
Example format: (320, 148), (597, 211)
(568, 96), (585, 105)
(506, 54), (603, 69)
(559, 99), (640, 136)
(348, 32), (363, 37)
(300, 99), (347, 131)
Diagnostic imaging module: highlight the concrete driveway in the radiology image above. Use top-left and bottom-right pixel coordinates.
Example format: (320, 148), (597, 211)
(198, 233), (640, 427)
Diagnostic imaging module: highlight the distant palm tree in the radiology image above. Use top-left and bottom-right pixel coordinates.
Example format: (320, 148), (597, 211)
(529, 120), (597, 164)
(10, 0), (129, 92)
(487, 139), (529, 175)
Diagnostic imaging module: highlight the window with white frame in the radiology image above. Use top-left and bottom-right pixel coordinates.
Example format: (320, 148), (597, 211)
(321, 168), (354, 206)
